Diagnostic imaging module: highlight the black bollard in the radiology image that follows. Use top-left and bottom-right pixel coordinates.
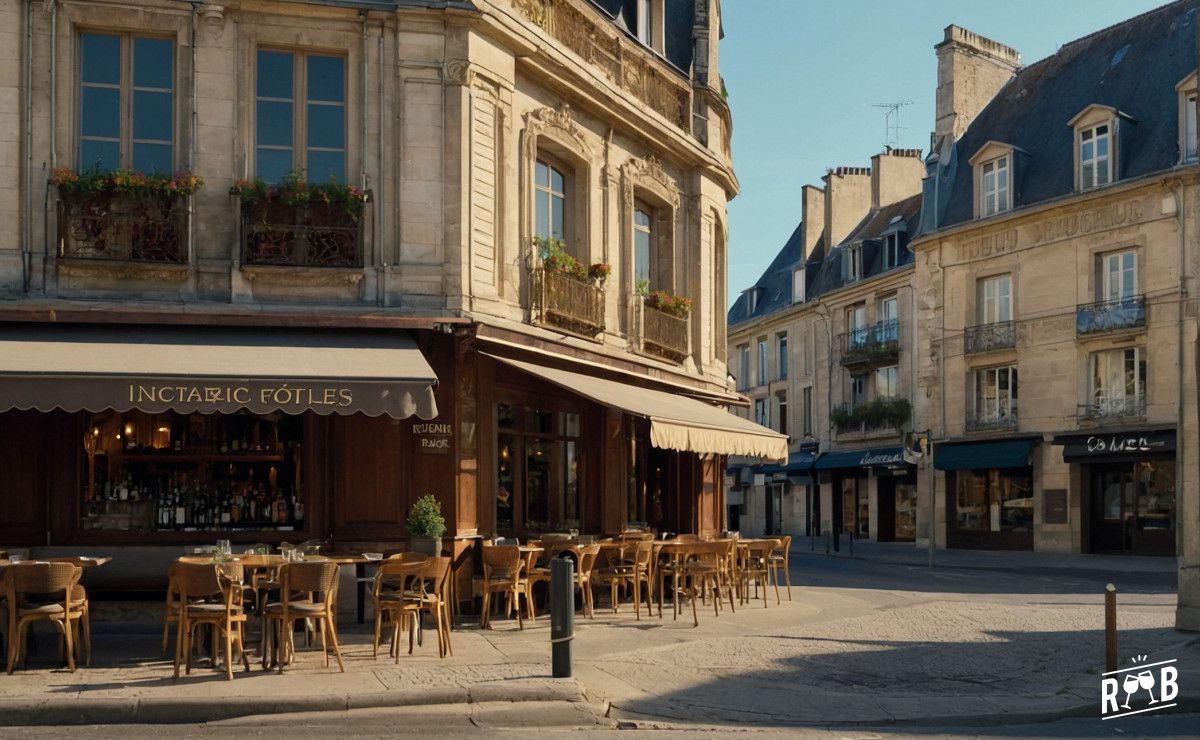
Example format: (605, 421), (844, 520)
(550, 556), (574, 678)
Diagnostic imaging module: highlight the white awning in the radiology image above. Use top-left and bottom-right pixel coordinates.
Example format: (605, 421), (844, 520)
(488, 354), (787, 463)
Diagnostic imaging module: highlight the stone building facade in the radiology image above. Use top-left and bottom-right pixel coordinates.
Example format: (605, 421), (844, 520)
(0, 0), (786, 589)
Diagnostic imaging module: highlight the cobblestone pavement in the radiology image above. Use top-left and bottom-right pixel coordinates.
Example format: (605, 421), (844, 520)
(1, 552), (1196, 730)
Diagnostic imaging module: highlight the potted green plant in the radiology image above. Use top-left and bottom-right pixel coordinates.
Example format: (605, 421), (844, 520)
(407, 494), (446, 556)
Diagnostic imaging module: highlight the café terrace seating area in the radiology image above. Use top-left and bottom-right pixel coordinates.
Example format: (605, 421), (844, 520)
(0, 531), (794, 680)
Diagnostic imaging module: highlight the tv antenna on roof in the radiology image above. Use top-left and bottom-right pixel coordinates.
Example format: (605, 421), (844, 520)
(872, 100), (912, 150)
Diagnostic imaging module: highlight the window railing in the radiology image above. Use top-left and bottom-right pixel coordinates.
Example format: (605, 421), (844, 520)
(509, 0), (691, 131)
(57, 194), (187, 263)
(966, 408), (1018, 432)
(838, 319), (900, 366)
(531, 266), (606, 337)
(241, 202), (364, 268)
(1080, 395), (1146, 420)
(638, 298), (690, 363)
(964, 320), (1015, 354)
(1076, 296), (1145, 335)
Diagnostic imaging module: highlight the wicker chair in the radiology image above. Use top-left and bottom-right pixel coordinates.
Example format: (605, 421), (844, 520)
(769, 535), (792, 601)
(4, 562), (86, 674)
(407, 556), (453, 658)
(592, 540), (654, 619)
(372, 559), (427, 661)
(262, 560), (343, 673)
(173, 561), (251, 680)
(739, 539), (780, 608)
(480, 543), (528, 629)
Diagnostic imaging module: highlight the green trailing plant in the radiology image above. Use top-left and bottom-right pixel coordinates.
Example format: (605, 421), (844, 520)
(829, 398), (911, 432)
(644, 289), (693, 318)
(50, 166), (204, 201)
(535, 236), (588, 281)
(406, 494), (446, 539)
(230, 168), (370, 221)
(634, 278), (650, 297)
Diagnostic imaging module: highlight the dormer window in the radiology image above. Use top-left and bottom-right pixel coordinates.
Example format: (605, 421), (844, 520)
(1079, 123), (1111, 189)
(792, 267), (805, 303)
(881, 232), (903, 270)
(1179, 73), (1198, 163)
(747, 287), (759, 314)
(847, 245), (863, 282)
(981, 156), (1010, 216)
(634, 0), (663, 52)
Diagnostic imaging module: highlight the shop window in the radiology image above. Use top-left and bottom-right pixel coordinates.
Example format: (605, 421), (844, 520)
(256, 50), (346, 184)
(79, 33), (174, 173)
(493, 402), (582, 534)
(79, 410), (304, 533)
(953, 470), (1033, 533)
(626, 417), (648, 526)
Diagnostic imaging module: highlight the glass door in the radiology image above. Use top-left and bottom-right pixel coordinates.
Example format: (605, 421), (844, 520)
(1091, 464), (1134, 553)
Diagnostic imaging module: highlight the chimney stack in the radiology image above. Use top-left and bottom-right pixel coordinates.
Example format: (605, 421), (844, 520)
(801, 185), (825, 260)
(934, 25), (1020, 145)
(822, 167), (872, 248)
(870, 149), (925, 210)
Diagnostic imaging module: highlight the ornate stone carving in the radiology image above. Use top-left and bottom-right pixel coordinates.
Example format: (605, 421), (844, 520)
(199, 4), (225, 41)
(57, 258), (189, 283)
(444, 59), (474, 88)
(620, 154), (680, 209)
(241, 265), (364, 287)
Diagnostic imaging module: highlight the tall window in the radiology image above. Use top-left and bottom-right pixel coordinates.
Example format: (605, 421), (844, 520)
(533, 159), (567, 244)
(495, 402), (581, 533)
(881, 233), (902, 269)
(636, 0), (654, 47)
(979, 274), (1012, 323)
(1090, 348), (1146, 416)
(256, 51), (346, 183)
(756, 339), (768, 386)
(79, 33), (174, 173)
(754, 398), (770, 428)
(792, 267), (805, 303)
(847, 245), (863, 282)
(633, 202), (653, 286)
(875, 365), (899, 400)
(1079, 123), (1111, 189)
(777, 334), (789, 381)
(849, 373), (866, 410)
(1099, 250), (1137, 302)
(802, 386), (813, 436)
(973, 365), (1018, 423)
(980, 156), (1010, 216)
(1184, 91), (1198, 162)
(847, 303), (867, 352)
(877, 295), (898, 342)
(777, 395), (788, 436)
(738, 344), (750, 391)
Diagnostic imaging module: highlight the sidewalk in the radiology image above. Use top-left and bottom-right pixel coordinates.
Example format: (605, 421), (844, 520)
(792, 534), (1178, 577)
(1, 561), (1195, 729)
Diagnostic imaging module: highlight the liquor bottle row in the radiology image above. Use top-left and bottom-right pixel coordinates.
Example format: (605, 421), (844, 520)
(87, 470), (304, 531)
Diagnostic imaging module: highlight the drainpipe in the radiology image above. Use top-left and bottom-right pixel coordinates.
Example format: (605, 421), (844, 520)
(360, 12), (370, 304)
(1167, 176), (1187, 562)
(188, 1), (199, 297)
(22, 0), (32, 293)
(45, 0), (56, 294)
(376, 21), (386, 307)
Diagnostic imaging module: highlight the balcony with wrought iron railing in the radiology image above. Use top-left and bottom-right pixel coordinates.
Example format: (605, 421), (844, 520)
(966, 407), (1018, 433)
(839, 320), (900, 367)
(830, 397), (911, 437)
(530, 267), (606, 338)
(57, 195), (187, 263)
(964, 321), (1016, 355)
(241, 202), (365, 269)
(1076, 296), (1146, 336)
(638, 297), (690, 364)
(1079, 395), (1147, 421)
(509, 0), (691, 132)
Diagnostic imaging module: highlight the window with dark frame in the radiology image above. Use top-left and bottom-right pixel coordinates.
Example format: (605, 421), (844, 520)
(256, 50), (347, 184)
(777, 394), (788, 436)
(494, 401), (582, 534)
(802, 386), (813, 436)
(777, 333), (788, 380)
(79, 33), (174, 173)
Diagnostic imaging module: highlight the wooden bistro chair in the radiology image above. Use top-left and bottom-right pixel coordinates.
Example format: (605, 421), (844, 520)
(407, 556), (454, 658)
(4, 562), (88, 674)
(173, 561), (252, 681)
(739, 539), (780, 608)
(769, 535), (793, 601)
(480, 543), (529, 629)
(676, 542), (727, 627)
(262, 560), (344, 673)
(592, 540), (654, 619)
(372, 558), (427, 661)
(161, 561), (183, 657)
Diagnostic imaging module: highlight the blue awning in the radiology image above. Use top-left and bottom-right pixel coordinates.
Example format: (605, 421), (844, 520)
(934, 439), (1037, 471)
(759, 450), (817, 476)
(814, 446), (907, 471)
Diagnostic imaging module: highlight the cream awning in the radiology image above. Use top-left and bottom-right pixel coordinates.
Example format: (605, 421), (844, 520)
(0, 324), (439, 419)
(487, 354), (787, 463)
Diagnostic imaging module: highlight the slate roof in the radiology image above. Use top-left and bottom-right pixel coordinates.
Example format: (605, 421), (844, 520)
(301, 0), (476, 9)
(590, 0), (696, 74)
(808, 193), (921, 298)
(726, 222), (803, 327)
(930, 0), (1200, 231)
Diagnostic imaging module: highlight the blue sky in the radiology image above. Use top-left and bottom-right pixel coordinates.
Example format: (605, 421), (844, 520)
(721, 0), (1167, 306)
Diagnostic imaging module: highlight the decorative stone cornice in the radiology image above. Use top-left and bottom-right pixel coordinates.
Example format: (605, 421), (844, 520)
(241, 265), (364, 287)
(620, 154), (680, 209)
(57, 258), (189, 283)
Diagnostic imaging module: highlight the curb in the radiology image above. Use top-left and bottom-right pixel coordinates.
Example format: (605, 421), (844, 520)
(793, 550), (1175, 580)
(0, 680), (588, 727)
